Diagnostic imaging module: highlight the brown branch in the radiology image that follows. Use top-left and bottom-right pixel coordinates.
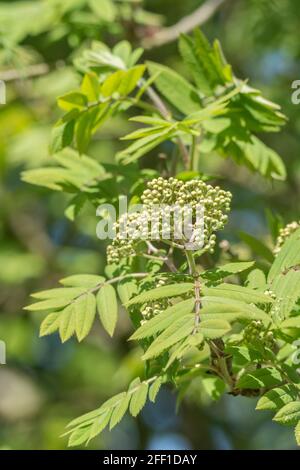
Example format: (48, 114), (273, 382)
(143, 0), (227, 49)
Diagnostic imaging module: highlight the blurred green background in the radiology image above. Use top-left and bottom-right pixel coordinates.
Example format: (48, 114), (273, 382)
(0, 0), (299, 450)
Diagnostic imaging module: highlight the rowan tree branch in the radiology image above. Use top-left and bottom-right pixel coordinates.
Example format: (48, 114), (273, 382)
(142, 0), (227, 49)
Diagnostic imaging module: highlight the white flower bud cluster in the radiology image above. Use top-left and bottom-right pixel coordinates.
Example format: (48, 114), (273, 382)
(264, 289), (276, 300)
(243, 320), (275, 349)
(274, 221), (300, 255)
(107, 212), (142, 263)
(107, 177), (232, 264)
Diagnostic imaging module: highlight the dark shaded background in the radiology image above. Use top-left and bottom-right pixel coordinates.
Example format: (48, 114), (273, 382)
(0, 0), (299, 449)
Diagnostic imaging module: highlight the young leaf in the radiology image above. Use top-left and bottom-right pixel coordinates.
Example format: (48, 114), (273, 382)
(164, 337), (193, 370)
(80, 72), (101, 101)
(119, 129), (176, 165)
(147, 61), (202, 115)
(246, 269), (266, 291)
(40, 312), (61, 337)
(97, 284), (118, 336)
(256, 385), (299, 411)
(129, 382), (149, 417)
(237, 368), (283, 389)
(225, 346), (262, 365)
(60, 274), (105, 288)
(118, 65), (146, 96)
(117, 279), (138, 305)
(203, 284), (273, 304)
(87, 410), (111, 442)
(58, 92), (87, 112)
(25, 297), (72, 311)
(88, 0), (116, 22)
(130, 298), (195, 340)
(68, 427), (92, 447)
(101, 70), (124, 97)
(109, 394), (130, 430)
(235, 136), (286, 181)
(280, 317), (300, 329)
(31, 287), (85, 300)
(202, 377), (226, 401)
(179, 33), (213, 95)
(149, 377), (163, 403)
(201, 261), (255, 284)
(74, 293), (96, 341)
(178, 30), (225, 95)
(199, 319), (231, 339)
(271, 270), (300, 317)
(273, 401), (300, 426)
(50, 120), (75, 154)
(126, 283), (194, 307)
(76, 107), (98, 154)
(59, 304), (76, 343)
(268, 227), (300, 281)
(142, 314), (194, 360)
(200, 302), (271, 323)
(21, 167), (70, 191)
(67, 393), (124, 430)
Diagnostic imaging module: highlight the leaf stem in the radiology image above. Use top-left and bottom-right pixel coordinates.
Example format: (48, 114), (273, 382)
(185, 250), (198, 277)
(190, 135), (197, 171)
(146, 241), (178, 272)
(143, 83), (190, 169)
(185, 250), (202, 333)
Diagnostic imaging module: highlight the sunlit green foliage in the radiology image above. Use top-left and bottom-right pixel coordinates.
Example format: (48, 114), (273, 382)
(22, 24), (300, 447)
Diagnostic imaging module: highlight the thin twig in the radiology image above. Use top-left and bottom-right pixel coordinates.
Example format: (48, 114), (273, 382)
(105, 272), (148, 286)
(190, 135), (198, 171)
(145, 85), (171, 119)
(143, 0), (227, 49)
(146, 241), (177, 273)
(176, 138), (190, 170)
(143, 83), (190, 169)
(185, 250), (202, 333)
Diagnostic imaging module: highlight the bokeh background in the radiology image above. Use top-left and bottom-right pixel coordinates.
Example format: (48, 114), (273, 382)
(0, 0), (299, 450)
